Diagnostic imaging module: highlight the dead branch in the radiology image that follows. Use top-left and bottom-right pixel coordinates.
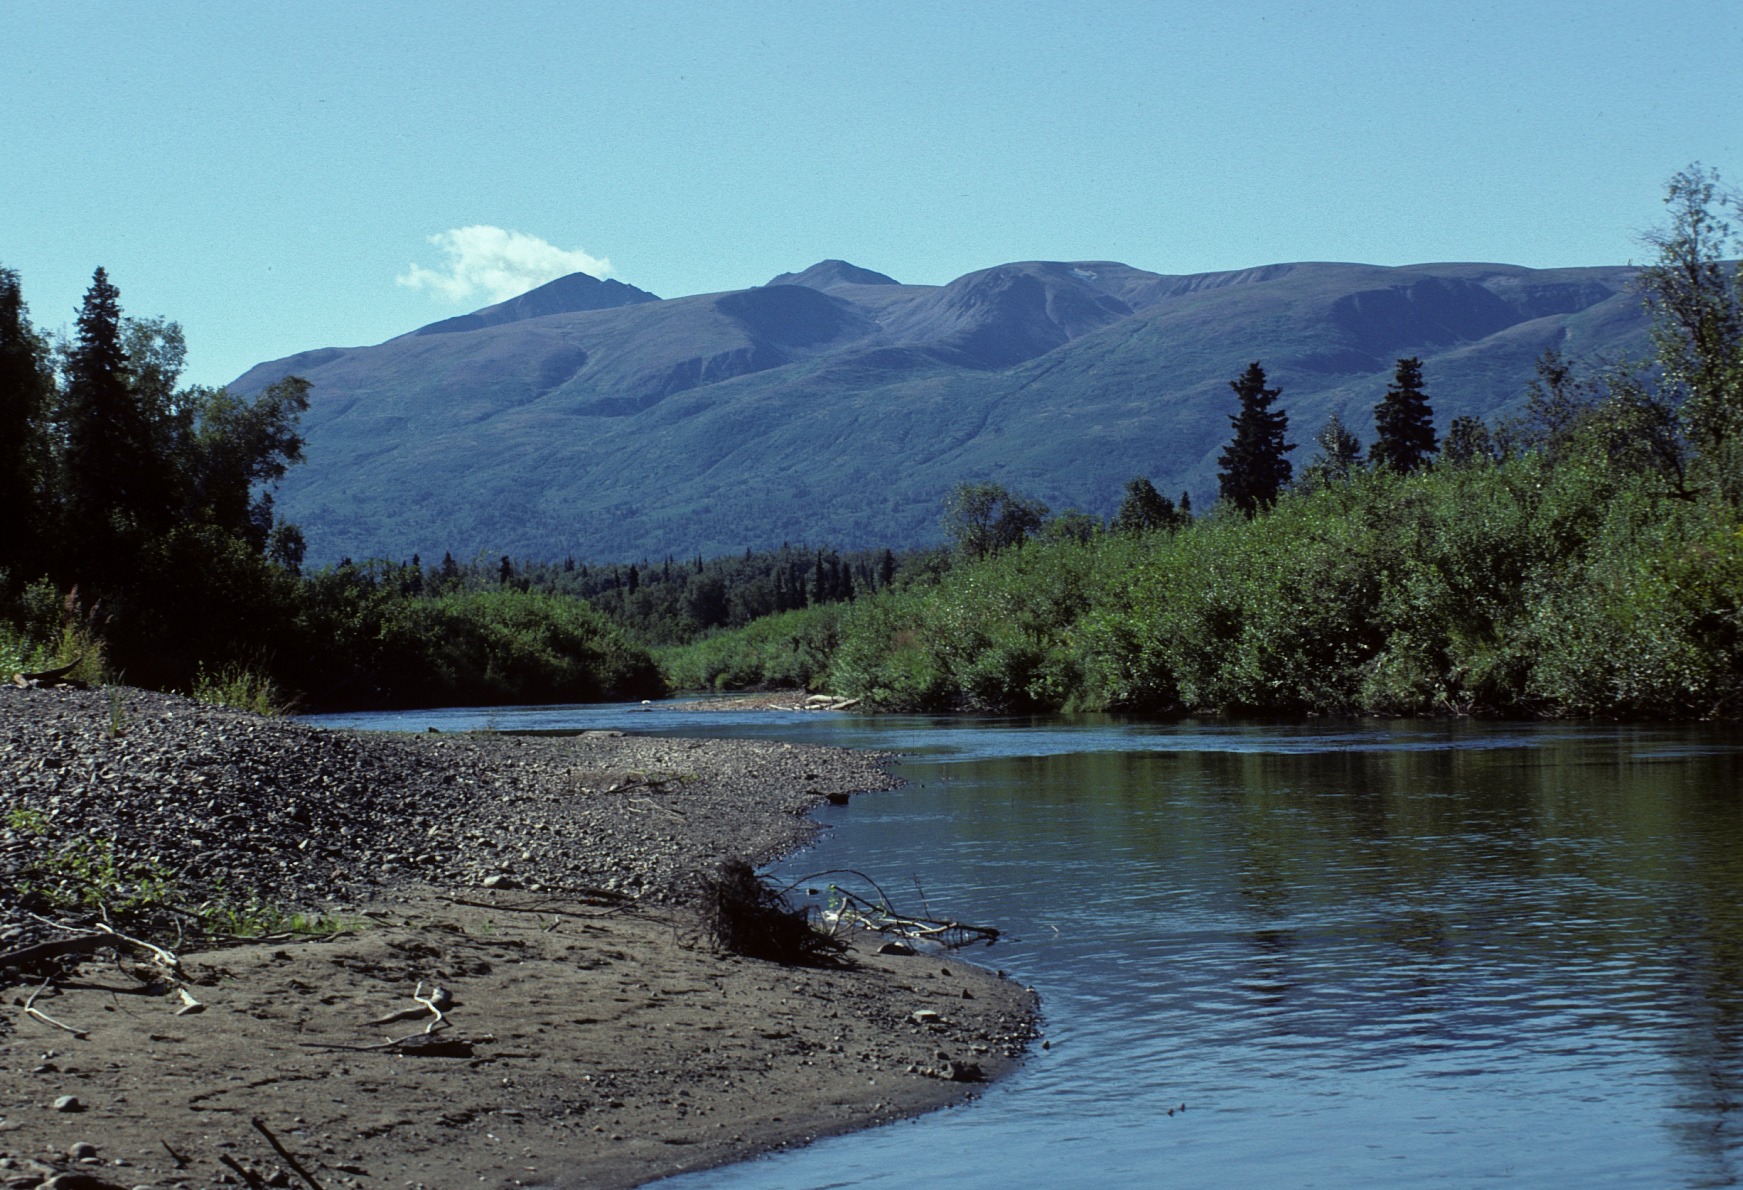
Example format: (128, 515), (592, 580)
(411, 982), (450, 1033)
(23, 978), (88, 1038)
(435, 891), (628, 915)
(364, 983), (452, 1029)
(0, 922), (182, 976)
(218, 1152), (267, 1188)
(252, 1116), (326, 1190)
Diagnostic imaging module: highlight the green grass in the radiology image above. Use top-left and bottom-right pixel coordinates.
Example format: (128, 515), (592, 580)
(5, 805), (360, 943)
(190, 661), (293, 716)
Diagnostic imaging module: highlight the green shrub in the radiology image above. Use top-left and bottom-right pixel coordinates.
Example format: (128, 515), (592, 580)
(658, 603), (848, 692)
(821, 453), (1742, 720)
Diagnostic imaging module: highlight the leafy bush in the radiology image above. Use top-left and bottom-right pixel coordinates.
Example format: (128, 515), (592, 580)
(822, 454), (1742, 719)
(658, 602), (848, 692)
(292, 572), (665, 708)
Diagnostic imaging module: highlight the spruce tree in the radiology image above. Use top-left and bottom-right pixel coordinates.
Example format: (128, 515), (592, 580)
(1371, 357), (1438, 472)
(0, 268), (54, 574)
(61, 267), (153, 570)
(1216, 361), (1294, 516)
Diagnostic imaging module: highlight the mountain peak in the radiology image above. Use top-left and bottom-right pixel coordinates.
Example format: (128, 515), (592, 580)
(410, 271), (661, 337)
(765, 260), (900, 292)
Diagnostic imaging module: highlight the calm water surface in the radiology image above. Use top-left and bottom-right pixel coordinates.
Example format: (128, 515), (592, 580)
(308, 703), (1743, 1188)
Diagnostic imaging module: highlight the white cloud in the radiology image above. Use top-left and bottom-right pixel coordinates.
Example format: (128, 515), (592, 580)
(396, 226), (613, 304)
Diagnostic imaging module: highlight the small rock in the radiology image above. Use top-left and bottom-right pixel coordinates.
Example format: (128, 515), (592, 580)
(67, 1143), (99, 1161)
(911, 1009), (942, 1025)
(42, 1174), (127, 1190)
(876, 940), (916, 956)
(51, 1095), (83, 1112)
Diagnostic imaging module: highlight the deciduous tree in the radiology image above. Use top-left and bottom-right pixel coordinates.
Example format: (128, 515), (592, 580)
(942, 482), (1050, 560)
(1298, 413), (1363, 488)
(1112, 476), (1180, 533)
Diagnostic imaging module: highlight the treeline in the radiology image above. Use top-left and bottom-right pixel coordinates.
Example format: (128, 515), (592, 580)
(0, 267), (661, 709)
(362, 542), (948, 648)
(681, 167), (1743, 719)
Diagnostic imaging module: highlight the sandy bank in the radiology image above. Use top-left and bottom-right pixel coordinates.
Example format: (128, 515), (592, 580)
(0, 688), (1038, 1190)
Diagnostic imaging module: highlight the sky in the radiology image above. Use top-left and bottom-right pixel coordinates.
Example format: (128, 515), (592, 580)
(3, 0), (1739, 387)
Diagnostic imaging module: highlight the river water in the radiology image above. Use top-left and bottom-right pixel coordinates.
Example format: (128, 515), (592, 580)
(307, 703), (1743, 1188)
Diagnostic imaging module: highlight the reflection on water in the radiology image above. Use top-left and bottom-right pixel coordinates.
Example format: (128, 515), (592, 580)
(308, 704), (1743, 1188)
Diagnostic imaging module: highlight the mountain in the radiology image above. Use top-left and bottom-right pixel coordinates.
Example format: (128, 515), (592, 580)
(405, 271), (660, 337)
(231, 257), (1651, 563)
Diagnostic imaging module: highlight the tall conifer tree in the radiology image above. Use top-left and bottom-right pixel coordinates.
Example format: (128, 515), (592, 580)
(1371, 357), (1438, 472)
(0, 268), (55, 574)
(61, 267), (155, 572)
(1217, 361), (1294, 516)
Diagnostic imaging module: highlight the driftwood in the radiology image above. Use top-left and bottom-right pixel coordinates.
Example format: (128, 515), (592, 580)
(252, 1116), (326, 1190)
(817, 886), (1001, 950)
(218, 1152), (267, 1188)
(0, 921), (183, 976)
(12, 660), (88, 689)
(23, 978), (88, 1038)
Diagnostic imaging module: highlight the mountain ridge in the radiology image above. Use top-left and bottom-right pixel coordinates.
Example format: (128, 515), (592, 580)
(231, 256), (1648, 564)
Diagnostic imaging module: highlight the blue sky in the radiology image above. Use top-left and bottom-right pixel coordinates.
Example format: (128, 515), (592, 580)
(4, 0), (1738, 386)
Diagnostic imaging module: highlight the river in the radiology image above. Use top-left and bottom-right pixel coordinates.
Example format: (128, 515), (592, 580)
(306, 702), (1743, 1188)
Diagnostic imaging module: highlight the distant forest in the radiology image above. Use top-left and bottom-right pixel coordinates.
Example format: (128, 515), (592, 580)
(351, 542), (950, 648)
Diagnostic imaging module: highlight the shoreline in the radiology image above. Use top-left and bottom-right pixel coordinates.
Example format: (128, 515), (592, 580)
(0, 686), (1039, 1190)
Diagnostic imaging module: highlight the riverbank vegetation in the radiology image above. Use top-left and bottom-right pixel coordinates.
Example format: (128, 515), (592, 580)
(0, 268), (663, 709)
(698, 167), (1743, 720)
(4, 168), (1735, 717)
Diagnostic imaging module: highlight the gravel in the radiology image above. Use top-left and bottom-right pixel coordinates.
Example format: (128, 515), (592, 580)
(0, 684), (899, 948)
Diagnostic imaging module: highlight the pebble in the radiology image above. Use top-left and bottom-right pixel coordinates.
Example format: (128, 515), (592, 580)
(0, 685), (901, 954)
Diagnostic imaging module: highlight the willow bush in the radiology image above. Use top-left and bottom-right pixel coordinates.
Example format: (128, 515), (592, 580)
(822, 455), (1741, 719)
(657, 602), (849, 692)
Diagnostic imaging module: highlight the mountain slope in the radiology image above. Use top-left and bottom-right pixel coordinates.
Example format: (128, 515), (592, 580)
(232, 258), (1650, 562)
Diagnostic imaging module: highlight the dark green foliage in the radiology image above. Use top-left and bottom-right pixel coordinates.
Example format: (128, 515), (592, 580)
(1044, 509), (1105, 544)
(1441, 417), (1495, 468)
(0, 269), (54, 575)
(1370, 357), (1438, 473)
(1217, 362), (1293, 516)
(178, 378), (309, 550)
(942, 482), (1050, 560)
(1112, 477), (1181, 533)
(659, 603), (848, 692)
(820, 453), (1742, 719)
(61, 268), (159, 569)
(0, 264), (660, 708)
(288, 566), (663, 709)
